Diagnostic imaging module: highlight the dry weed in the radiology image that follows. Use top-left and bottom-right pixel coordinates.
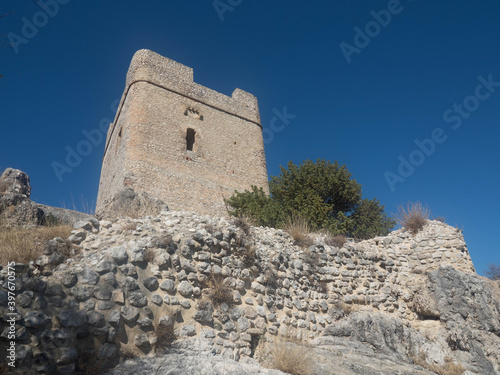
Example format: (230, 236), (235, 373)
(324, 233), (347, 248)
(0, 225), (72, 265)
(394, 201), (430, 235)
(232, 216), (252, 236)
(206, 274), (233, 307)
(260, 330), (316, 375)
(144, 248), (156, 262)
(413, 353), (465, 375)
(285, 216), (314, 248)
(121, 219), (137, 231)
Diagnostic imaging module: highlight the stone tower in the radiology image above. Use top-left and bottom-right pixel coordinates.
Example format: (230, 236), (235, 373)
(96, 49), (269, 218)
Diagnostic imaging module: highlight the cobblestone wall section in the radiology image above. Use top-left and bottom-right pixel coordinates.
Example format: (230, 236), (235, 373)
(0, 216), (481, 373)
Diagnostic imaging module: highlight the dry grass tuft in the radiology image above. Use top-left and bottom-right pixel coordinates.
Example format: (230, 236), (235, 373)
(0, 180), (9, 194)
(394, 201), (430, 235)
(240, 244), (256, 267)
(260, 331), (316, 375)
(154, 320), (177, 352)
(232, 216), (252, 236)
(413, 353), (465, 375)
(144, 248), (156, 262)
(0, 225), (72, 265)
(485, 264), (500, 281)
(121, 219), (137, 231)
(77, 349), (105, 375)
(324, 233), (347, 248)
(328, 301), (352, 320)
(285, 216), (314, 248)
(411, 293), (438, 319)
(206, 274), (233, 307)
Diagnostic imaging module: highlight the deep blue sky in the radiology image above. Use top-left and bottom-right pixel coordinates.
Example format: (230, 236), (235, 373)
(1, 0), (499, 276)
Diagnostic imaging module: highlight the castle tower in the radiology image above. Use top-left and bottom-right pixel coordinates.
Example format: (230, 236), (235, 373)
(96, 49), (269, 218)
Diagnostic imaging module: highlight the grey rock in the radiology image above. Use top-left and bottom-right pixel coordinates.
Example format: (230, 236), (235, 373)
(56, 271), (77, 288)
(83, 299), (95, 311)
(143, 276), (159, 291)
(237, 316), (250, 331)
(194, 302), (214, 324)
(58, 310), (88, 328)
(128, 243), (146, 263)
(77, 267), (100, 285)
(129, 292), (148, 308)
(71, 285), (93, 302)
(55, 348), (78, 365)
(24, 311), (50, 328)
(178, 280), (193, 297)
(88, 311), (105, 327)
(119, 264), (138, 277)
(118, 276), (139, 291)
(73, 220), (92, 231)
(97, 300), (114, 310)
(17, 291), (34, 308)
(179, 324), (196, 337)
(135, 333), (150, 348)
(95, 259), (116, 275)
(160, 279), (176, 293)
(96, 187), (168, 220)
(151, 294), (163, 306)
(138, 318), (154, 330)
(93, 286), (112, 300)
(110, 245), (128, 265)
(121, 306), (140, 324)
(108, 310), (122, 327)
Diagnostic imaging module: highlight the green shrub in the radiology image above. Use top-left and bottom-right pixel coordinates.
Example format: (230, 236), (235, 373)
(226, 159), (395, 239)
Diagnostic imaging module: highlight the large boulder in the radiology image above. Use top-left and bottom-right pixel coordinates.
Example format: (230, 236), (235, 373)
(0, 168), (93, 228)
(96, 187), (168, 220)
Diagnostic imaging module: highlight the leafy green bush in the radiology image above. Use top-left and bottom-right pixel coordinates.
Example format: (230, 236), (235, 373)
(226, 159), (395, 239)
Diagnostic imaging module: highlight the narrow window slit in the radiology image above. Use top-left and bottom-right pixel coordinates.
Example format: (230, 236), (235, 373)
(186, 128), (196, 151)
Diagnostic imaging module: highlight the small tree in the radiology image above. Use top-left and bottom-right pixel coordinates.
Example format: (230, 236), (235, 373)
(227, 159), (395, 239)
(485, 264), (500, 281)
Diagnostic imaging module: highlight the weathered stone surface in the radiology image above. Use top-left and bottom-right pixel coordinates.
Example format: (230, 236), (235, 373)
(108, 310), (121, 327)
(129, 292), (148, 308)
(160, 279), (176, 293)
(24, 311), (50, 328)
(143, 276), (159, 291)
(178, 280), (194, 297)
(179, 324), (196, 337)
(110, 245), (128, 265)
(121, 306), (140, 324)
(77, 267), (100, 285)
(95, 259), (117, 275)
(57, 310), (88, 328)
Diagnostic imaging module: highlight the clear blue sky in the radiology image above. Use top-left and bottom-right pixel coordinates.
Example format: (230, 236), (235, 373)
(1, 0), (499, 276)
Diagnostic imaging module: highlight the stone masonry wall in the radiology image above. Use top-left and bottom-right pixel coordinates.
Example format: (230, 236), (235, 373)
(96, 50), (269, 219)
(1, 212), (491, 374)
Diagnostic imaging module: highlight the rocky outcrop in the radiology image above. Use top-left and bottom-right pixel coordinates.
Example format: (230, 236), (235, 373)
(96, 187), (169, 221)
(0, 168), (93, 228)
(0, 211), (498, 374)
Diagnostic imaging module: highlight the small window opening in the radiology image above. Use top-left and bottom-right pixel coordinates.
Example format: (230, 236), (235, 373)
(115, 128), (122, 154)
(186, 128), (196, 151)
